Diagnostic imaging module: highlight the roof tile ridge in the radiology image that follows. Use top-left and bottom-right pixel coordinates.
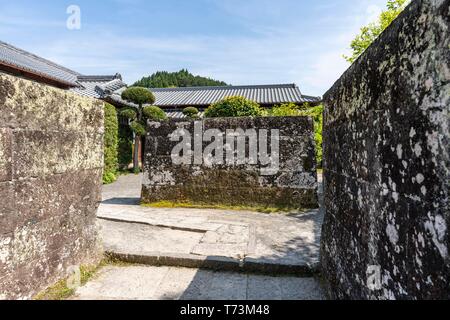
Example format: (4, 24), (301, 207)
(0, 40), (81, 76)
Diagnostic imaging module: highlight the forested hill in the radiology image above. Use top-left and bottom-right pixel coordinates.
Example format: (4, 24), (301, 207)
(133, 69), (228, 88)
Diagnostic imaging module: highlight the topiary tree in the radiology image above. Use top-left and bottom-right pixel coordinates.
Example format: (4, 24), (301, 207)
(143, 106), (168, 122)
(204, 96), (263, 118)
(120, 87), (159, 172)
(183, 107), (200, 119)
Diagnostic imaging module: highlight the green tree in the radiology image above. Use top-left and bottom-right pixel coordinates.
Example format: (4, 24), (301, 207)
(133, 69), (228, 88)
(120, 87), (161, 172)
(344, 0), (409, 63)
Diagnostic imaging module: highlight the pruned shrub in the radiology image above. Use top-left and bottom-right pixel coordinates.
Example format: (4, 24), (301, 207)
(183, 107), (200, 119)
(130, 121), (146, 136)
(143, 105), (167, 122)
(204, 96), (263, 118)
(121, 87), (155, 106)
(119, 108), (137, 120)
(103, 103), (119, 184)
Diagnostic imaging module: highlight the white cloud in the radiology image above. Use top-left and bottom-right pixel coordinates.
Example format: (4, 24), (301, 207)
(26, 28), (353, 96)
(7, 0), (390, 96)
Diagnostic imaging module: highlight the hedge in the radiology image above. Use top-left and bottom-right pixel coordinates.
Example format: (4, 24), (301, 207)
(103, 103), (119, 184)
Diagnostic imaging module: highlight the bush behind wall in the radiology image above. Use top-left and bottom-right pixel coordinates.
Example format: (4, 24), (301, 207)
(269, 103), (323, 167)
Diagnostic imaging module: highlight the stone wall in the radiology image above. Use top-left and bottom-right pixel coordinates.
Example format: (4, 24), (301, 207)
(0, 72), (104, 299)
(142, 117), (318, 209)
(321, 0), (449, 300)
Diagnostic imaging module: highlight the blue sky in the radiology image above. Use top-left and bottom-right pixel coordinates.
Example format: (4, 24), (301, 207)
(0, 0), (388, 96)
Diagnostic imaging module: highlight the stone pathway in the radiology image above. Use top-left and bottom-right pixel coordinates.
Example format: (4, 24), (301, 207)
(98, 174), (324, 275)
(74, 173), (326, 300)
(73, 266), (324, 300)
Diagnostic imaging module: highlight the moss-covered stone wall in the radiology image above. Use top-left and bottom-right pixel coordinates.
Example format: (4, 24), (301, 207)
(142, 116), (319, 209)
(0, 72), (104, 300)
(321, 0), (449, 300)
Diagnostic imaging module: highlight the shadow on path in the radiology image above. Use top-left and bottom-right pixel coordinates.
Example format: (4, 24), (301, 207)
(102, 197), (141, 205)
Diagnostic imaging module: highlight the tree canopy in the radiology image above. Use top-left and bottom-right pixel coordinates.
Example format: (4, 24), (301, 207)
(344, 0), (409, 63)
(133, 69), (228, 88)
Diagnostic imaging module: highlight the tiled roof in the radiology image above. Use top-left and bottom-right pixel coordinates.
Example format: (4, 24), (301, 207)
(109, 84), (321, 109)
(0, 40), (127, 96)
(0, 40), (80, 86)
(72, 74), (127, 99)
(150, 84), (319, 106)
(165, 111), (205, 119)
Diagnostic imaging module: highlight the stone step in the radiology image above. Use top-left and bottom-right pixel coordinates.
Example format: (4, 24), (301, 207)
(99, 216), (319, 276)
(105, 250), (319, 276)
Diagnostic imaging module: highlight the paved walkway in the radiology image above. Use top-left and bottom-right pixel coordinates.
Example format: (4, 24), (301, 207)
(99, 174), (324, 274)
(73, 266), (324, 300)
(74, 173), (326, 300)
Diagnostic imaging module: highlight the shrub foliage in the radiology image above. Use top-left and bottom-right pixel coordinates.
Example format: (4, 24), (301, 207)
(183, 107), (200, 119)
(119, 108), (137, 120)
(130, 121), (146, 136)
(121, 87), (156, 106)
(344, 0), (408, 63)
(204, 96), (264, 118)
(143, 106), (168, 121)
(103, 103), (119, 184)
